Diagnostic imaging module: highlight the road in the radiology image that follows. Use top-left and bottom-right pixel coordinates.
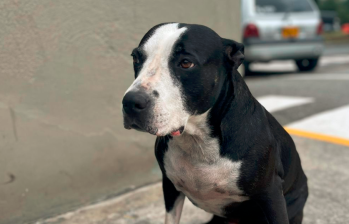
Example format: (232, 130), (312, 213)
(39, 51), (349, 224)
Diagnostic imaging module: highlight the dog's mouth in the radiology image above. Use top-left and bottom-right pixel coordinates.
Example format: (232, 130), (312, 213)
(128, 123), (158, 135)
(168, 126), (185, 137)
(124, 118), (158, 135)
(152, 125), (185, 137)
(124, 117), (185, 137)
(128, 124), (184, 137)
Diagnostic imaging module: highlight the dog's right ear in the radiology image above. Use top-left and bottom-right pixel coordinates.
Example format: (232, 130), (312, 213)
(222, 38), (244, 70)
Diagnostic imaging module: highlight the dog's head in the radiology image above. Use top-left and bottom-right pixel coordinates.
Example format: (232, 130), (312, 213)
(122, 23), (244, 136)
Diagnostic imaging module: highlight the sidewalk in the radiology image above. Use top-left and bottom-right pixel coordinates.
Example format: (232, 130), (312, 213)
(38, 136), (349, 224)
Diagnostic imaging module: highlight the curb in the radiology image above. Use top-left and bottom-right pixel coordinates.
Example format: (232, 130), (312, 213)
(37, 182), (212, 224)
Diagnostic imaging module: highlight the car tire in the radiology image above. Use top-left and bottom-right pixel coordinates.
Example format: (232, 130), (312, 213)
(295, 58), (319, 72)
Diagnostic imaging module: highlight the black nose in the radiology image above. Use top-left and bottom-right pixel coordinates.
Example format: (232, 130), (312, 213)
(122, 91), (150, 115)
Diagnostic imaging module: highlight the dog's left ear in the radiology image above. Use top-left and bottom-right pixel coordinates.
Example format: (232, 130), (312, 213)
(222, 38), (244, 70)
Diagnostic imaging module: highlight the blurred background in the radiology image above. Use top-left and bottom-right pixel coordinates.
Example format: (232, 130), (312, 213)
(0, 0), (348, 224)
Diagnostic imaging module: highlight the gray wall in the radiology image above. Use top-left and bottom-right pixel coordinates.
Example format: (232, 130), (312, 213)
(0, 1), (241, 223)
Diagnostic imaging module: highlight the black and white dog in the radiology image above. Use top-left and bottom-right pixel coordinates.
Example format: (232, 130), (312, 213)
(122, 23), (308, 224)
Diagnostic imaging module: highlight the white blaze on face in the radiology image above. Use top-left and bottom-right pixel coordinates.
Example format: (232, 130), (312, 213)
(125, 23), (191, 136)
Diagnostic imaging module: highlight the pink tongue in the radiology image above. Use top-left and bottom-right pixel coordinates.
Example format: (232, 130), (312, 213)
(171, 130), (181, 136)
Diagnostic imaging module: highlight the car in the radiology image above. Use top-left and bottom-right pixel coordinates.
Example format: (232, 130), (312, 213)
(241, 0), (324, 76)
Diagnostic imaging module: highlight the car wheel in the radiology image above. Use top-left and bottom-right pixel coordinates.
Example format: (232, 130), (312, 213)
(295, 58), (319, 72)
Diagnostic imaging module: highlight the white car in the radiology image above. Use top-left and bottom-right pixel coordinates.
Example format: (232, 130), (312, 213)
(241, 0), (324, 75)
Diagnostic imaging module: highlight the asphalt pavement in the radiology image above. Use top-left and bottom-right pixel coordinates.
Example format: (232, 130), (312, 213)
(323, 43), (349, 56)
(38, 53), (349, 224)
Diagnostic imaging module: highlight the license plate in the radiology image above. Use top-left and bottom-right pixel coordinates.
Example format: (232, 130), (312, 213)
(282, 27), (299, 38)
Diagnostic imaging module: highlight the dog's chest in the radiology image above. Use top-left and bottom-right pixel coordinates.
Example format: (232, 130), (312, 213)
(163, 134), (248, 216)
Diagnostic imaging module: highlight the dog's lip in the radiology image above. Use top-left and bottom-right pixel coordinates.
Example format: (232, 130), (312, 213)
(146, 126), (158, 135)
(124, 125), (132, 130)
(156, 126), (185, 137)
(125, 120), (159, 135)
(123, 122), (132, 130)
(130, 124), (146, 132)
(129, 124), (158, 135)
(170, 126), (185, 137)
(126, 122), (185, 137)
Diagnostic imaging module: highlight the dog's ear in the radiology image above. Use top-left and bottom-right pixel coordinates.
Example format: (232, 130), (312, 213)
(222, 38), (244, 70)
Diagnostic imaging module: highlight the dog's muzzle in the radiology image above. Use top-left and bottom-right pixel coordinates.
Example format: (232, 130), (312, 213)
(122, 91), (157, 135)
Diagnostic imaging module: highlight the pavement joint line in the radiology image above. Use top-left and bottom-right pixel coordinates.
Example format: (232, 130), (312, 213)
(38, 183), (162, 223)
(284, 127), (349, 147)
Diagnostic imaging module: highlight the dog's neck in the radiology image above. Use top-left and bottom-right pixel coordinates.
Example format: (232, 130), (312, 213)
(171, 70), (256, 152)
(184, 110), (210, 135)
(208, 70), (256, 139)
(171, 110), (219, 163)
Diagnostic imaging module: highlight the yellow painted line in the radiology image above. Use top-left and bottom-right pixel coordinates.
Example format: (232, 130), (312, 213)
(284, 127), (349, 147)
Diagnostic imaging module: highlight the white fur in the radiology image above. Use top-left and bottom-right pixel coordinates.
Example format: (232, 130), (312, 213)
(125, 23), (190, 136)
(164, 111), (248, 217)
(165, 193), (185, 224)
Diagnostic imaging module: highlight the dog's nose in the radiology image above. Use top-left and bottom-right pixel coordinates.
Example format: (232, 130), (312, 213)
(122, 91), (150, 115)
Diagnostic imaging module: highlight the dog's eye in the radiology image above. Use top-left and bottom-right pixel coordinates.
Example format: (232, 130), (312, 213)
(180, 59), (194, 69)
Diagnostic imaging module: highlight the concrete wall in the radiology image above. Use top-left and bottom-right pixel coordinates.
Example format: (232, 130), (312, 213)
(0, 1), (241, 223)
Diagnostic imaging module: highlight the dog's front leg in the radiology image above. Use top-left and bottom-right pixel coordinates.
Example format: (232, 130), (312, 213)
(163, 175), (185, 224)
(254, 176), (289, 224)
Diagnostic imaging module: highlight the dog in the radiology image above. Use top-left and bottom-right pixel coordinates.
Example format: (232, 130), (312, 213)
(122, 23), (308, 224)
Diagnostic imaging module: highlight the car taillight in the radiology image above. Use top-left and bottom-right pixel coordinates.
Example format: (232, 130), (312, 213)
(317, 22), (323, 35)
(243, 24), (259, 38)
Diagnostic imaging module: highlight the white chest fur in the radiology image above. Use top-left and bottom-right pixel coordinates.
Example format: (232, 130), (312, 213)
(163, 112), (248, 216)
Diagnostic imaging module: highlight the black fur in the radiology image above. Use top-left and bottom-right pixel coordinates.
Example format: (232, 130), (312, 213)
(125, 23), (308, 224)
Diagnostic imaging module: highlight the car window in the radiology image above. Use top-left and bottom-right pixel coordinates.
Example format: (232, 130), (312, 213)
(255, 0), (314, 13)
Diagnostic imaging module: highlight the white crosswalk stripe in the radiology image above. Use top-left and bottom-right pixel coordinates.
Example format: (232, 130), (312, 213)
(256, 95), (314, 113)
(287, 105), (349, 139)
(257, 95), (349, 142)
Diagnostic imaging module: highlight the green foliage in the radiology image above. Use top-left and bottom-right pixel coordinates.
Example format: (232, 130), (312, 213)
(315, 0), (349, 24)
(319, 0), (338, 10)
(338, 0), (349, 23)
